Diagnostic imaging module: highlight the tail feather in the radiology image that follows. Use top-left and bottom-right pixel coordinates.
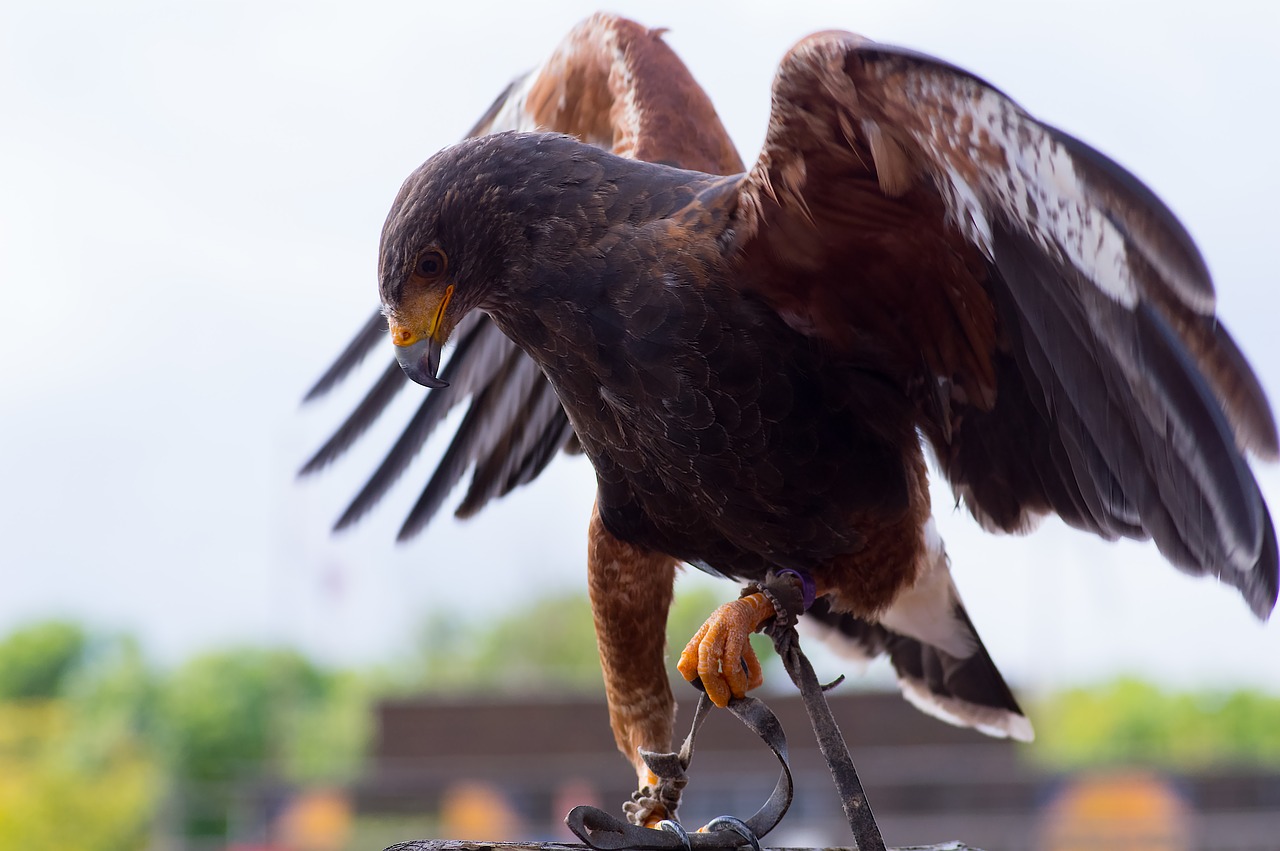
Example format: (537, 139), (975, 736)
(803, 597), (1032, 741)
(802, 515), (1034, 744)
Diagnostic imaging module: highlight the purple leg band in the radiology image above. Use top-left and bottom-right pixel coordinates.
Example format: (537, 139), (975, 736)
(776, 568), (816, 612)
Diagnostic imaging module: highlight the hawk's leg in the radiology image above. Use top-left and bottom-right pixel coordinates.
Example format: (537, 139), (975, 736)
(587, 503), (680, 827)
(677, 571), (819, 707)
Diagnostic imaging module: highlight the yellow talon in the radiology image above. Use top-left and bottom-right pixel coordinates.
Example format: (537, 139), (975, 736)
(676, 593), (774, 707)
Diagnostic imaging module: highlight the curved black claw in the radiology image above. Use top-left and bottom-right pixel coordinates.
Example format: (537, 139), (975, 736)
(704, 816), (761, 851)
(657, 819), (692, 851)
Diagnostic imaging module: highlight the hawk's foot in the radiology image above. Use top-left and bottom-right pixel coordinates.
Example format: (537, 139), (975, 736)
(676, 592), (774, 707)
(625, 768), (685, 828)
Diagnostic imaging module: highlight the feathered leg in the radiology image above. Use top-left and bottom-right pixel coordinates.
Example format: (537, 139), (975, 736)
(587, 502), (680, 826)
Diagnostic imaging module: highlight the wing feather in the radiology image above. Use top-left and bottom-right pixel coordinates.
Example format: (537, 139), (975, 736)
(454, 373), (571, 518)
(332, 312), (508, 531)
(301, 310), (388, 403)
(994, 226), (1262, 581)
(299, 356), (407, 476)
(835, 38), (1277, 457)
(395, 348), (525, 540)
(734, 31), (1277, 616)
(306, 13), (742, 537)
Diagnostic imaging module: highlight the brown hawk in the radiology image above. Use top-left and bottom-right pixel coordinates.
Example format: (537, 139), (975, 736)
(304, 13), (1277, 826)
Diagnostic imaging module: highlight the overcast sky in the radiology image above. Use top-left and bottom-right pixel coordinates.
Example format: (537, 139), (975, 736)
(2, 0), (1278, 694)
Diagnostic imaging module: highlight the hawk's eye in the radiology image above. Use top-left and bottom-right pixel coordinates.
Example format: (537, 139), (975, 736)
(415, 250), (447, 280)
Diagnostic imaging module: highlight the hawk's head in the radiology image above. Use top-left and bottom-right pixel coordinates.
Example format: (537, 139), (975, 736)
(378, 131), (606, 388)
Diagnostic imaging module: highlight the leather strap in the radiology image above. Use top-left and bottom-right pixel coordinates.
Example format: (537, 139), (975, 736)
(767, 623), (885, 851)
(566, 685), (794, 850)
(568, 570), (886, 851)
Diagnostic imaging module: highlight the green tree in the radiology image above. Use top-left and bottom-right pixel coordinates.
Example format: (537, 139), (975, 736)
(162, 648), (322, 784)
(1032, 677), (1280, 769)
(416, 594), (602, 692)
(0, 701), (156, 851)
(0, 621), (88, 699)
(62, 635), (159, 769)
(159, 647), (373, 840)
(412, 583), (771, 694)
(0, 626), (158, 851)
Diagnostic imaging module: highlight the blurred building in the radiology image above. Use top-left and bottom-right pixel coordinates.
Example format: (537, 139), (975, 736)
(355, 692), (1280, 851)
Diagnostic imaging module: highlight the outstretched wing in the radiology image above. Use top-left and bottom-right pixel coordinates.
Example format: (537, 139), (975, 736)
(731, 32), (1278, 617)
(301, 13), (743, 540)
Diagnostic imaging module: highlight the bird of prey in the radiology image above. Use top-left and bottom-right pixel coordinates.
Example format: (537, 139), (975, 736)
(303, 13), (1278, 826)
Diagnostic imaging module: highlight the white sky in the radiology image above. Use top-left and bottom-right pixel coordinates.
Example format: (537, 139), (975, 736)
(1, 0), (1278, 694)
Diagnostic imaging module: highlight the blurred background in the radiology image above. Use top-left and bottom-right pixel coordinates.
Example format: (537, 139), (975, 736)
(2, 0), (1278, 849)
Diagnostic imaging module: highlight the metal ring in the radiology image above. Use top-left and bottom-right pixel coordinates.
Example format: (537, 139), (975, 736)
(705, 815), (762, 851)
(657, 819), (692, 851)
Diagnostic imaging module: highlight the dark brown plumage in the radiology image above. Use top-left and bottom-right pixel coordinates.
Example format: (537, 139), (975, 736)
(304, 14), (1278, 826)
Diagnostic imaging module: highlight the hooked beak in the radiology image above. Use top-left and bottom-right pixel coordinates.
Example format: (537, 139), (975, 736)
(394, 335), (447, 388)
(389, 284), (453, 389)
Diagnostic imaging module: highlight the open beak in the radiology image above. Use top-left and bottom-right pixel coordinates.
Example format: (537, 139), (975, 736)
(389, 284), (453, 389)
